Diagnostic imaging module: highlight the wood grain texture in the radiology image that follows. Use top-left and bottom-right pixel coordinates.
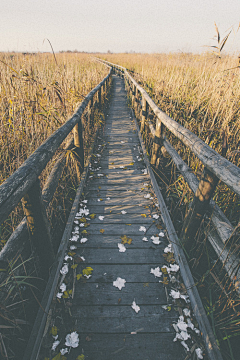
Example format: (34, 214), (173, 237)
(67, 333), (185, 360)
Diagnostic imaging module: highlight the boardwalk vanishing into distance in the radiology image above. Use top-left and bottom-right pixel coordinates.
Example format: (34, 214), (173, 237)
(5, 66), (223, 360)
(63, 75), (186, 359)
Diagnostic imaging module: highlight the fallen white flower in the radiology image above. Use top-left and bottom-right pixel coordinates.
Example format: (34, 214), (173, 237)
(151, 236), (161, 245)
(74, 220), (78, 224)
(118, 243), (126, 252)
(80, 238), (88, 243)
(107, 197), (110, 200)
(150, 267), (162, 278)
(97, 174), (104, 177)
(113, 277), (126, 290)
(180, 294), (190, 302)
(65, 331), (79, 348)
(152, 214), (159, 219)
(121, 210), (127, 214)
(70, 245), (77, 250)
(195, 348), (203, 359)
(52, 340), (60, 351)
(180, 341), (189, 352)
(99, 216), (104, 220)
(131, 301), (140, 313)
(79, 223), (85, 227)
(121, 141), (125, 143)
(139, 226), (146, 232)
(170, 264), (179, 272)
(164, 244), (172, 253)
(56, 292), (63, 299)
(80, 256), (85, 262)
(60, 283), (66, 292)
(180, 330), (190, 341)
(60, 264), (68, 275)
(60, 348), (68, 355)
(177, 317), (188, 332)
(183, 308), (191, 317)
(70, 235), (79, 241)
(64, 255), (72, 261)
(53, 335), (58, 340)
(170, 290), (181, 299)
(82, 200), (88, 204)
(142, 237), (148, 242)
(159, 231), (165, 237)
(84, 274), (92, 279)
(144, 194), (151, 199)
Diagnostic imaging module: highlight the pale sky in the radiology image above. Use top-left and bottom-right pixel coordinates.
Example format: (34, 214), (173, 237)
(0, 0), (240, 54)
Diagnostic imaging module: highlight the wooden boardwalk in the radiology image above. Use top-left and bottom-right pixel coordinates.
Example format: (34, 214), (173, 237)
(68, 75), (185, 359)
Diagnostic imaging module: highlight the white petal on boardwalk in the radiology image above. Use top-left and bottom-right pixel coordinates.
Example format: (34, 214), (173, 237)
(150, 267), (162, 278)
(118, 243), (126, 252)
(131, 300), (140, 313)
(113, 277), (126, 290)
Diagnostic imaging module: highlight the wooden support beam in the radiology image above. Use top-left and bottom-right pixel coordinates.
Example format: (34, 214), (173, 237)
(97, 88), (102, 109)
(151, 118), (163, 165)
(180, 168), (219, 252)
(140, 97), (148, 132)
(73, 120), (84, 181)
(21, 178), (55, 279)
(131, 84), (136, 108)
(88, 98), (94, 129)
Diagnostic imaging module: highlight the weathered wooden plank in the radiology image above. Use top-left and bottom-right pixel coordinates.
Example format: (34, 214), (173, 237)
(84, 196), (152, 206)
(91, 173), (147, 181)
(67, 333), (185, 360)
(84, 189), (149, 198)
(72, 305), (177, 333)
(75, 248), (165, 264)
(77, 223), (160, 236)
(76, 214), (154, 224)
(74, 264), (168, 283)
(74, 282), (167, 305)
(87, 184), (150, 191)
(74, 234), (158, 248)
(78, 205), (153, 215)
(92, 167), (145, 174)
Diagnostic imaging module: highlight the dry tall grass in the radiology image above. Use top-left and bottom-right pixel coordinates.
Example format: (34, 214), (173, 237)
(0, 52), (108, 249)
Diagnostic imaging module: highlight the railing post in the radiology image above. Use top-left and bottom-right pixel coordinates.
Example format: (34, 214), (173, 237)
(135, 88), (139, 115)
(73, 119), (84, 181)
(21, 178), (55, 280)
(180, 167), (219, 253)
(97, 88), (102, 109)
(151, 118), (163, 165)
(131, 84), (136, 108)
(88, 97), (94, 129)
(141, 97), (148, 132)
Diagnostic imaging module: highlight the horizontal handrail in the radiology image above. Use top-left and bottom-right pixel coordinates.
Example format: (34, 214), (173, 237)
(0, 69), (112, 226)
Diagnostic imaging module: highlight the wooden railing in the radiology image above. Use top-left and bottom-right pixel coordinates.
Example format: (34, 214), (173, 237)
(0, 68), (112, 279)
(97, 58), (240, 293)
